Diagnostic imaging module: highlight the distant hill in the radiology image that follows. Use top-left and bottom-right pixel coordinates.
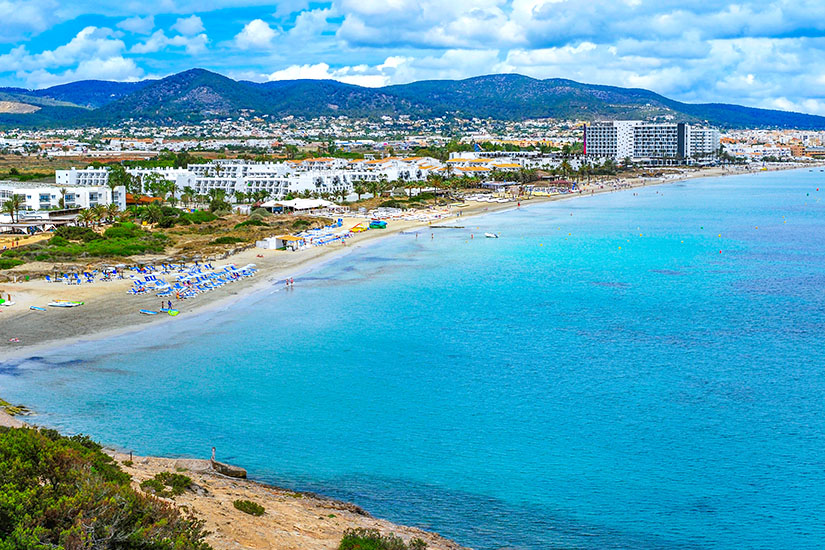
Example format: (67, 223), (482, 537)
(2, 68), (825, 129)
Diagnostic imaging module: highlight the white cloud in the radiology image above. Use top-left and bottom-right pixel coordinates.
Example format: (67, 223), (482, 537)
(0, 26), (125, 72)
(18, 57), (143, 88)
(131, 30), (209, 55)
(262, 50), (507, 87)
(234, 19), (278, 49)
(117, 15), (155, 35)
(0, 0), (60, 42)
(288, 7), (334, 38)
(171, 15), (205, 36)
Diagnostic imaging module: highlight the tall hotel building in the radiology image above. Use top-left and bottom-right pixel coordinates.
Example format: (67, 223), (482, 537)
(585, 121), (720, 162)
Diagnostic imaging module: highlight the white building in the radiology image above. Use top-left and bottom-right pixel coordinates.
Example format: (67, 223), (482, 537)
(585, 121), (720, 162)
(0, 183), (126, 212)
(55, 157), (445, 201)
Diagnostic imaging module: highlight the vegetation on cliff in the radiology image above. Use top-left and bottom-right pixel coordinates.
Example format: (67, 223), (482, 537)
(0, 427), (211, 549)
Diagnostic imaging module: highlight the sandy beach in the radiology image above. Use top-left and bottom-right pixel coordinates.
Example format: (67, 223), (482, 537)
(0, 162), (809, 358)
(0, 161), (817, 550)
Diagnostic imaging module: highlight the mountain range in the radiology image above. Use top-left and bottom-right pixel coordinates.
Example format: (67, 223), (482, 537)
(1, 68), (824, 129)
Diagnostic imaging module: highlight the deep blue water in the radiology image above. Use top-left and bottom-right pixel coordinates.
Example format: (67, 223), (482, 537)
(3, 169), (825, 549)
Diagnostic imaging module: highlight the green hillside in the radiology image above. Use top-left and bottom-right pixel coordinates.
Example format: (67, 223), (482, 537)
(2, 69), (825, 129)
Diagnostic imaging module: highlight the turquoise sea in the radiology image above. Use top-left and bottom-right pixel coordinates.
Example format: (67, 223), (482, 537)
(2, 169), (825, 549)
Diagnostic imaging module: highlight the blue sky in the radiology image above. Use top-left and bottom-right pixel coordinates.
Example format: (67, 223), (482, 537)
(2, 0), (825, 114)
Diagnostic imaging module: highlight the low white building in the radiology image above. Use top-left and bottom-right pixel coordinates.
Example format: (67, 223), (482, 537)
(55, 157), (447, 201)
(0, 183), (126, 212)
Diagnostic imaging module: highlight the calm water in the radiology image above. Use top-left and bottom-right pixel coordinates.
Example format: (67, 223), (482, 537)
(3, 169), (825, 549)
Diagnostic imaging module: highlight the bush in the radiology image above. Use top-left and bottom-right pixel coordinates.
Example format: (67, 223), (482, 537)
(0, 427), (210, 549)
(161, 206), (181, 217)
(181, 211), (218, 224)
(292, 219), (312, 229)
(211, 236), (244, 245)
(49, 235), (69, 246)
(379, 200), (403, 208)
(339, 528), (427, 550)
(235, 219), (268, 229)
(55, 225), (101, 242)
(0, 258), (23, 269)
(409, 192), (435, 202)
(103, 224), (142, 239)
(250, 208), (272, 217)
(140, 471), (192, 498)
(157, 216), (177, 228)
(233, 499), (265, 516)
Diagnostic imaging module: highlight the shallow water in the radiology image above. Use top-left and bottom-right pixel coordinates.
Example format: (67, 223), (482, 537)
(3, 169), (825, 549)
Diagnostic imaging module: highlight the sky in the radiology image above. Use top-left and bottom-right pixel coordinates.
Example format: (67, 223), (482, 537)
(2, 0), (825, 114)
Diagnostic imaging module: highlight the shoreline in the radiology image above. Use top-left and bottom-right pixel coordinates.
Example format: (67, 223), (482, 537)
(2, 162), (808, 360)
(0, 161), (817, 549)
(0, 409), (466, 550)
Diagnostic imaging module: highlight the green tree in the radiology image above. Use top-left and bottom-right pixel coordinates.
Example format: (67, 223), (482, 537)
(353, 180), (367, 201)
(2, 194), (23, 223)
(107, 165), (134, 195)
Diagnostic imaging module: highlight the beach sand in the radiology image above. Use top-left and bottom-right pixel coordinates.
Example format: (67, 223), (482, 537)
(0, 161), (814, 550)
(0, 163), (807, 357)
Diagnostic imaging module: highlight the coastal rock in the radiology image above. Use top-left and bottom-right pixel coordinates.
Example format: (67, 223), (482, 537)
(175, 458), (212, 473)
(211, 459), (247, 479)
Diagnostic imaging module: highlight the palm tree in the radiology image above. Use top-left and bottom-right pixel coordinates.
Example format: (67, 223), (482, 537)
(106, 203), (120, 223)
(353, 181), (367, 201)
(92, 204), (106, 226)
(2, 194), (23, 223)
(58, 187), (67, 209)
(367, 179), (380, 200)
(76, 209), (93, 227)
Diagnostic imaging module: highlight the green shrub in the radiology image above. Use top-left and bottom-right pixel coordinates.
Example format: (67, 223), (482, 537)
(250, 207), (272, 217)
(103, 225), (141, 239)
(49, 235), (69, 246)
(140, 471), (192, 497)
(233, 499), (265, 516)
(211, 236), (244, 245)
(292, 219), (312, 229)
(157, 216), (177, 228)
(409, 192), (435, 202)
(235, 219), (268, 229)
(0, 258), (23, 269)
(0, 427), (210, 548)
(181, 211), (218, 224)
(55, 225), (101, 242)
(339, 528), (427, 550)
(161, 206), (181, 217)
(379, 200), (403, 208)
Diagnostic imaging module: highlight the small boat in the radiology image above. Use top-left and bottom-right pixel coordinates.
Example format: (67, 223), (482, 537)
(369, 220), (388, 229)
(485, 233), (499, 239)
(139, 309), (159, 315)
(168, 310), (180, 316)
(0, 300), (15, 307)
(48, 300), (83, 308)
(30, 306), (46, 311)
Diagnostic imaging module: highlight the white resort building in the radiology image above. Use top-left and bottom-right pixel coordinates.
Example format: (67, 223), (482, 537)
(0, 182), (126, 212)
(56, 157), (450, 200)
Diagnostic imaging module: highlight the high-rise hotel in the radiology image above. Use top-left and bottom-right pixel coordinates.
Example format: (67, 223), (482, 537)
(585, 121), (721, 162)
